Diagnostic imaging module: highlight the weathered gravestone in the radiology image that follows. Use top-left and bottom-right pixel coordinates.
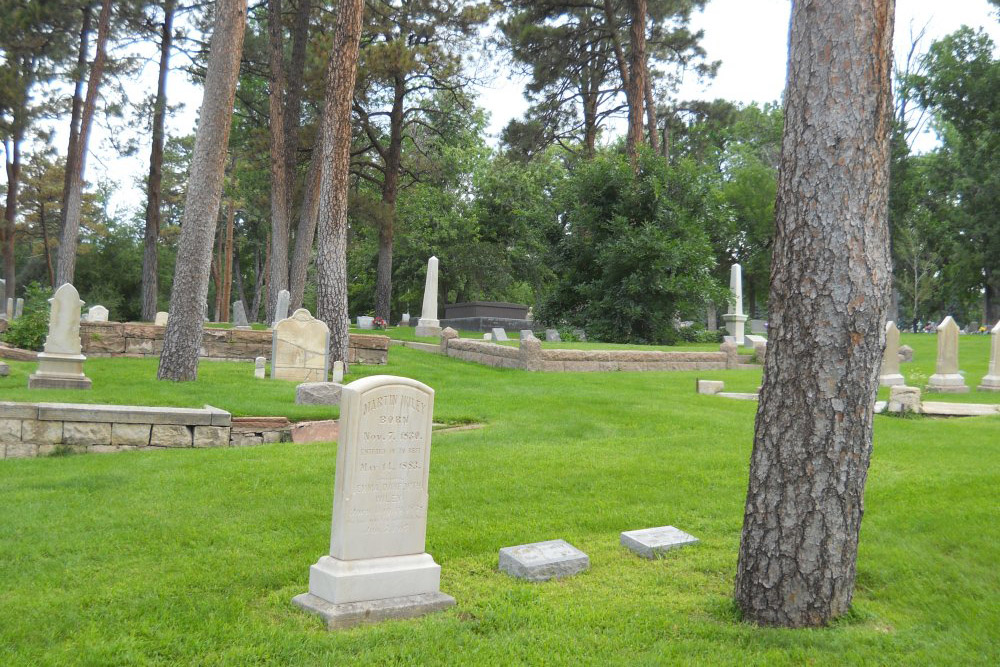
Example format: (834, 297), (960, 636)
(519, 330), (534, 341)
(357, 316), (374, 330)
(232, 301), (251, 330)
(6, 297), (13, 319)
(254, 356), (266, 379)
(14, 297), (24, 319)
(978, 321), (1000, 392)
(498, 539), (589, 582)
(332, 360), (345, 384)
(414, 256), (441, 337)
(28, 283), (92, 390)
(879, 321), (905, 386)
(927, 316), (969, 393)
(273, 289), (290, 327)
(292, 375), (454, 629)
(296, 382), (342, 405)
(545, 329), (561, 343)
(722, 263), (747, 345)
(898, 344), (914, 363)
(271, 308), (329, 382)
(572, 328), (587, 341)
(400, 313), (410, 326)
(620, 526), (699, 559)
(87, 305), (109, 322)
(154, 311), (168, 326)
(491, 327), (509, 342)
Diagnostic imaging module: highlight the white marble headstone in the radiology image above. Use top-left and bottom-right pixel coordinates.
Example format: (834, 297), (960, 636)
(154, 311), (169, 326)
(271, 308), (330, 382)
(87, 305), (109, 322)
(491, 328), (509, 342)
(978, 321), (1000, 391)
(415, 256), (441, 337)
(29, 283), (91, 389)
(879, 321), (904, 386)
(927, 316), (968, 393)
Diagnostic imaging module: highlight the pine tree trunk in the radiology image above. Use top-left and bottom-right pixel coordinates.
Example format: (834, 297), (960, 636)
(3, 129), (23, 301)
(142, 0), (175, 321)
(643, 61), (658, 153)
(315, 0), (364, 365)
(624, 0), (647, 164)
(157, 0), (247, 381)
(56, 0), (113, 286)
(375, 79), (404, 323)
(39, 203), (55, 288)
(222, 198), (234, 321)
(59, 4), (92, 251)
(734, 0), (895, 628)
(289, 132), (322, 311)
(266, 0), (290, 324)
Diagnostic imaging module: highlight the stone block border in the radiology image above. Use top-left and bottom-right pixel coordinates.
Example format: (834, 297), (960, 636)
(439, 329), (756, 372)
(0, 401), (300, 459)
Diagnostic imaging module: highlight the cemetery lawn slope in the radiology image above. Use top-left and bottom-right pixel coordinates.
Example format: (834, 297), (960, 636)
(0, 347), (997, 664)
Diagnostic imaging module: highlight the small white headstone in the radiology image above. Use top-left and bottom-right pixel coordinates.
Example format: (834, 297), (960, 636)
(6, 297), (14, 319)
(491, 328), (509, 342)
(498, 539), (589, 582)
(293, 375), (454, 628)
(545, 329), (561, 342)
(697, 380), (724, 395)
(88, 305), (109, 322)
(357, 315), (374, 330)
(927, 316), (969, 393)
(154, 311), (168, 326)
(273, 289), (290, 327)
(519, 329), (534, 341)
(14, 297), (24, 319)
(978, 321), (1000, 391)
(332, 360), (344, 383)
(254, 356), (266, 379)
(483, 333), (492, 341)
(620, 526), (699, 559)
(879, 321), (905, 386)
(401, 312), (410, 325)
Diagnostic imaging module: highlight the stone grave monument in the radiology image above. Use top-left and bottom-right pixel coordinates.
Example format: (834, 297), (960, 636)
(6, 297), (13, 320)
(620, 526), (699, 559)
(879, 321), (905, 386)
(357, 316), (374, 330)
(15, 297), (24, 319)
(154, 311), (168, 326)
(28, 283), (92, 390)
(400, 312), (410, 326)
(254, 356), (266, 379)
(414, 256), (441, 337)
(232, 301), (251, 330)
(273, 289), (290, 327)
(87, 305), (109, 322)
(293, 375), (454, 629)
(927, 316), (969, 393)
(545, 329), (561, 342)
(722, 263), (747, 346)
(491, 327), (509, 342)
(332, 360), (345, 384)
(271, 308), (330, 382)
(498, 539), (589, 582)
(977, 321), (1000, 392)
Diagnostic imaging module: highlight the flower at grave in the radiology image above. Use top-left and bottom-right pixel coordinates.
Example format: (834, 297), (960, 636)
(373, 316), (387, 330)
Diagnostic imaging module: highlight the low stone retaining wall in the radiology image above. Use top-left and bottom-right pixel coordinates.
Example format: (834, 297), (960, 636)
(0, 401), (238, 459)
(439, 330), (755, 372)
(79, 322), (389, 365)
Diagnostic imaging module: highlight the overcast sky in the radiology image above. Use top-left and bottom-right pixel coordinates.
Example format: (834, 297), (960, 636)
(7, 0), (1000, 217)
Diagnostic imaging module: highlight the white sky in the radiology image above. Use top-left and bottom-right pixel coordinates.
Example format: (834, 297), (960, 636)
(6, 0), (1000, 218)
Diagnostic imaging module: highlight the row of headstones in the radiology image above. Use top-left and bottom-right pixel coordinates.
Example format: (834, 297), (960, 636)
(483, 328), (584, 343)
(291, 374), (697, 630)
(881, 317), (1000, 392)
(151, 292), (287, 329)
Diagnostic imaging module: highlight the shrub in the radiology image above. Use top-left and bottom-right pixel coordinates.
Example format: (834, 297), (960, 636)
(1, 283), (51, 351)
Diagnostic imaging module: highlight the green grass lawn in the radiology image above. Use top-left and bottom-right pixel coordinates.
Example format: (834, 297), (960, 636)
(1, 346), (997, 664)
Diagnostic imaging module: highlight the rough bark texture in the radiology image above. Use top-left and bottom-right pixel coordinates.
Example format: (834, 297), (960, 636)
(374, 78), (405, 323)
(734, 0), (895, 627)
(288, 132), (322, 311)
(624, 0), (647, 164)
(265, 0), (290, 324)
(315, 0), (364, 366)
(142, 0), (175, 321)
(3, 130), (22, 301)
(55, 0), (112, 286)
(157, 0), (247, 381)
(59, 4), (92, 254)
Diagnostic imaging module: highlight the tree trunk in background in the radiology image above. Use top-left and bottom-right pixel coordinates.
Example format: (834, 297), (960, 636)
(142, 0), (175, 321)
(734, 0), (894, 627)
(222, 198), (234, 321)
(284, 0), (310, 202)
(39, 203), (55, 288)
(211, 219), (224, 320)
(315, 0), (364, 365)
(157, 0), (247, 381)
(253, 238), (271, 322)
(59, 3), (92, 254)
(624, 0), (647, 165)
(289, 132), (322, 311)
(374, 78), (404, 323)
(3, 129), (23, 301)
(643, 59), (659, 153)
(56, 0), (112, 286)
(266, 0), (290, 324)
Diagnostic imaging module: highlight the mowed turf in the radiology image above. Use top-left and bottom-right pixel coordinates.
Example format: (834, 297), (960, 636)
(0, 345), (997, 665)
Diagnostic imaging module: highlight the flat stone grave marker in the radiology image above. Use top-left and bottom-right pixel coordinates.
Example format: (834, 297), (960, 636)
(491, 327), (509, 342)
(154, 311), (168, 326)
(620, 526), (699, 559)
(293, 375), (453, 629)
(272, 308), (329, 382)
(545, 329), (561, 342)
(498, 539), (589, 582)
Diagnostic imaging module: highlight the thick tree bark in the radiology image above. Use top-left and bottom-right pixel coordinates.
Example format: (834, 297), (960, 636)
(265, 0), (291, 324)
(157, 0), (247, 381)
(59, 3), (92, 251)
(3, 130), (23, 301)
(142, 0), (175, 322)
(55, 0), (112, 286)
(39, 203), (55, 288)
(734, 0), (895, 627)
(289, 133), (322, 311)
(284, 0), (310, 201)
(222, 197), (234, 321)
(643, 60), (659, 153)
(624, 0), (647, 164)
(315, 0), (364, 365)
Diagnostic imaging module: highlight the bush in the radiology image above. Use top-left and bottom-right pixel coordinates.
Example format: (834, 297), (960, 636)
(1, 282), (51, 351)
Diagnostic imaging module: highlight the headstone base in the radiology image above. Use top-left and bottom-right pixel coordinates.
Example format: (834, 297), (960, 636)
(235, 326), (252, 331)
(879, 373), (905, 387)
(307, 553), (442, 605)
(28, 373), (92, 390)
(29, 352), (92, 390)
(926, 374), (969, 393)
(292, 591), (455, 630)
(977, 376), (1000, 392)
(414, 319), (441, 337)
(722, 313), (747, 346)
